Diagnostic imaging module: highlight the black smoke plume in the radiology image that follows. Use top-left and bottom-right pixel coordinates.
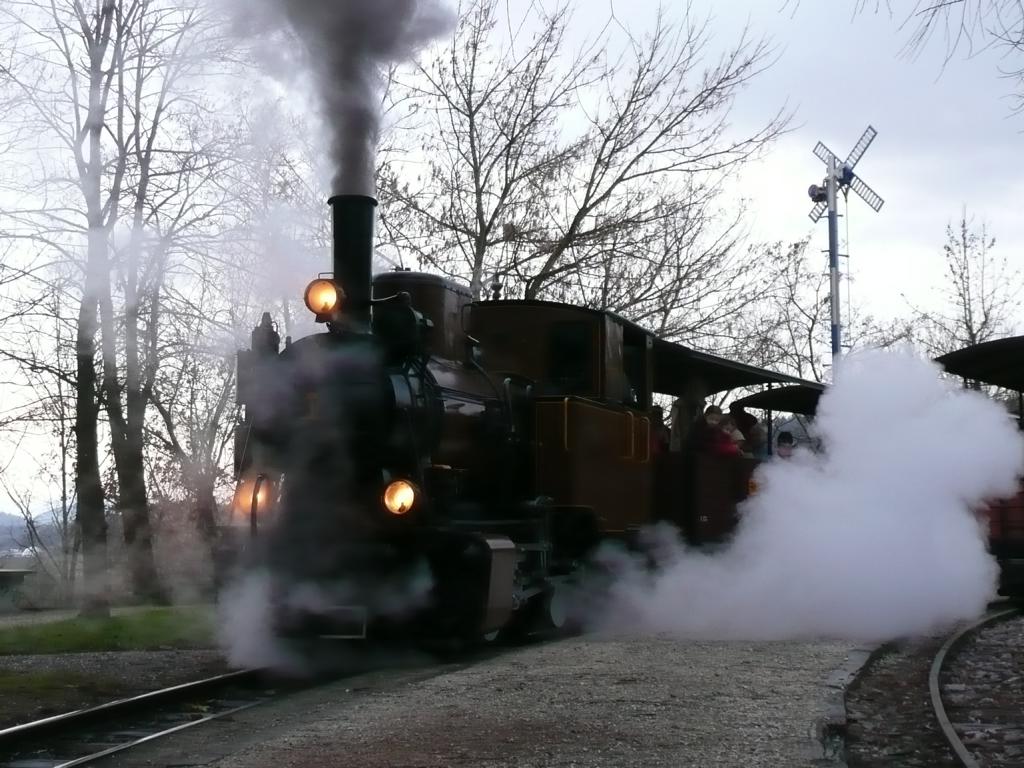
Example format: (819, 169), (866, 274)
(227, 0), (453, 195)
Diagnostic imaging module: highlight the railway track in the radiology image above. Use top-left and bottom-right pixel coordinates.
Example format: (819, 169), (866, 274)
(0, 637), (504, 767)
(929, 606), (1024, 768)
(0, 668), (291, 767)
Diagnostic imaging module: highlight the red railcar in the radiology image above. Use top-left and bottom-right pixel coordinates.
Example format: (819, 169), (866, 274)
(983, 492), (1024, 593)
(938, 337), (1024, 595)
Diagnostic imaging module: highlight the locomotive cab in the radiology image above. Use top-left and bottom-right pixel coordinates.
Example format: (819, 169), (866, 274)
(468, 302), (655, 535)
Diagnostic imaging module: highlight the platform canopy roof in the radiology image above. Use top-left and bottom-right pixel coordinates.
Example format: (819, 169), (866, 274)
(733, 384), (825, 415)
(651, 338), (820, 396)
(936, 336), (1024, 391)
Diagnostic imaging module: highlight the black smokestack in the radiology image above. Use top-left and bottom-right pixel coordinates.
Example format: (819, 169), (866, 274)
(329, 194), (377, 326)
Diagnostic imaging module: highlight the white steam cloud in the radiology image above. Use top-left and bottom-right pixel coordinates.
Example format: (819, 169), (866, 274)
(597, 349), (1024, 642)
(218, 570), (302, 671)
(218, 567), (435, 671)
(224, 0), (453, 195)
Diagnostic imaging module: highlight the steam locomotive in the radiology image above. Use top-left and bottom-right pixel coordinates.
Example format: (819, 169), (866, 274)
(228, 194), (819, 645)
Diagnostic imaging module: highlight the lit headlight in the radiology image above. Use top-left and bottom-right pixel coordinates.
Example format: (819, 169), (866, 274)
(304, 278), (344, 318)
(232, 472), (275, 522)
(383, 479), (417, 516)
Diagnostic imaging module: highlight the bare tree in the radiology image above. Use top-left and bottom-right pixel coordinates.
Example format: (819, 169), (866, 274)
(0, 276), (81, 603)
(910, 211), (1021, 356)
(852, 1), (1024, 112)
(742, 240), (830, 381)
(0, 0), (130, 614)
(382, 0), (596, 297)
(385, 0), (787, 318)
(1, 460), (79, 607)
(732, 239), (914, 382)
(543, 192), (773, 350)
(136, 99), (328, 551)
(0, 0), (232, 605)
(214, 100), (330, 340)
(149, 270), (239, 551)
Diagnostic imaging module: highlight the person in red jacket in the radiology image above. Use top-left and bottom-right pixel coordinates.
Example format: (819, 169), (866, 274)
(710, 415), (742, 457)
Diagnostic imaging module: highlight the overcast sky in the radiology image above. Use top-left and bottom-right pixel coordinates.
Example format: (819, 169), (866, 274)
(5, 1), (1022, 512)
(582, 0), (1024, 328)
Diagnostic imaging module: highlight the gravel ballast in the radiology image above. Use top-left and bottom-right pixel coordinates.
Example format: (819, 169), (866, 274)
(199, 635), (860, 768)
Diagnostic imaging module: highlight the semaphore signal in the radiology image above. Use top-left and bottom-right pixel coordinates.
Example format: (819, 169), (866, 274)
(807, 125), (884, 365)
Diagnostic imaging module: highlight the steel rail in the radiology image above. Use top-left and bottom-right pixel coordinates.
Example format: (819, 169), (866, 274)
(0, 668), (260, 745)
(928, 607), (1021, 768)
(0, 668), (267, 766)
(51, 699), (263, 768)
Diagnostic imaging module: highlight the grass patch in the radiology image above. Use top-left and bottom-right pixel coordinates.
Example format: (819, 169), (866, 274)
(0, 606), (216, 654)
(0, 669), (108, 695)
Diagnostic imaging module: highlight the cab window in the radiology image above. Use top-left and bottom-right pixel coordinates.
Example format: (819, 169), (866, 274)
(548, 322), (595, 395)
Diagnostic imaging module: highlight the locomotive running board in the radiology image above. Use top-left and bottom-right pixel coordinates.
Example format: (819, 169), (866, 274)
(317, 606), (368, 640)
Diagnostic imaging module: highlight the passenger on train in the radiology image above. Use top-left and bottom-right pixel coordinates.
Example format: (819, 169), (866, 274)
(729, 403), (757, 441)
(746, 424), (769, 459)
(668, 399), (686, 452)
(668, 379), (709, 452)
(649, 405), (671, 456)
(668, 403), (699, 452)
(688, 404), (723, 452)
(709, 414), (743, 457)
(776, 430), (795, 459)
(692, 415), (741, 456)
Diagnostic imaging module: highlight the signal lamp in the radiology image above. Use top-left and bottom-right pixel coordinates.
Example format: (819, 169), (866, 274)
(383, 479), (417, 516)
(304, 278), (345, 319)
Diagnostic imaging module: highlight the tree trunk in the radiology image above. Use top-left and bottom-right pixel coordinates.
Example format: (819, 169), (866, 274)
(194, 476), (218, 549)
(73, 0), (118, 617)
(115, 442), (165, 603)
(74, 234), (109, 618)
(105, 234), (165, 603)
(194, 475), (219, 598)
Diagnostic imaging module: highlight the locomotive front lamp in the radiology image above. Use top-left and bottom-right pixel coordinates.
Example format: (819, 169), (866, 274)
(383, 479), (417, 516)
(232, 472), (274, 521)
(303, 278), (345, 321)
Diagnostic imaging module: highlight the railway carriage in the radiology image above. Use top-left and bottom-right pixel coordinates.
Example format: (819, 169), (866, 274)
(937, 337), (1024, 595)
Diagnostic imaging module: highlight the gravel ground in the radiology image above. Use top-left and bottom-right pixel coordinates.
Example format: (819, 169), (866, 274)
(191, 636), (860, 768)
(0, 650), (228, 728)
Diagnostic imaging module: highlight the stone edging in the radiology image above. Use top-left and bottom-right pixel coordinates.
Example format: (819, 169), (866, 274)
(807, 645), (880, 767)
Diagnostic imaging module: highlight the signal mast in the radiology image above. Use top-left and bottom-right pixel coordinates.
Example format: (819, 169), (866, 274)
(807, 126), (884, 366)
